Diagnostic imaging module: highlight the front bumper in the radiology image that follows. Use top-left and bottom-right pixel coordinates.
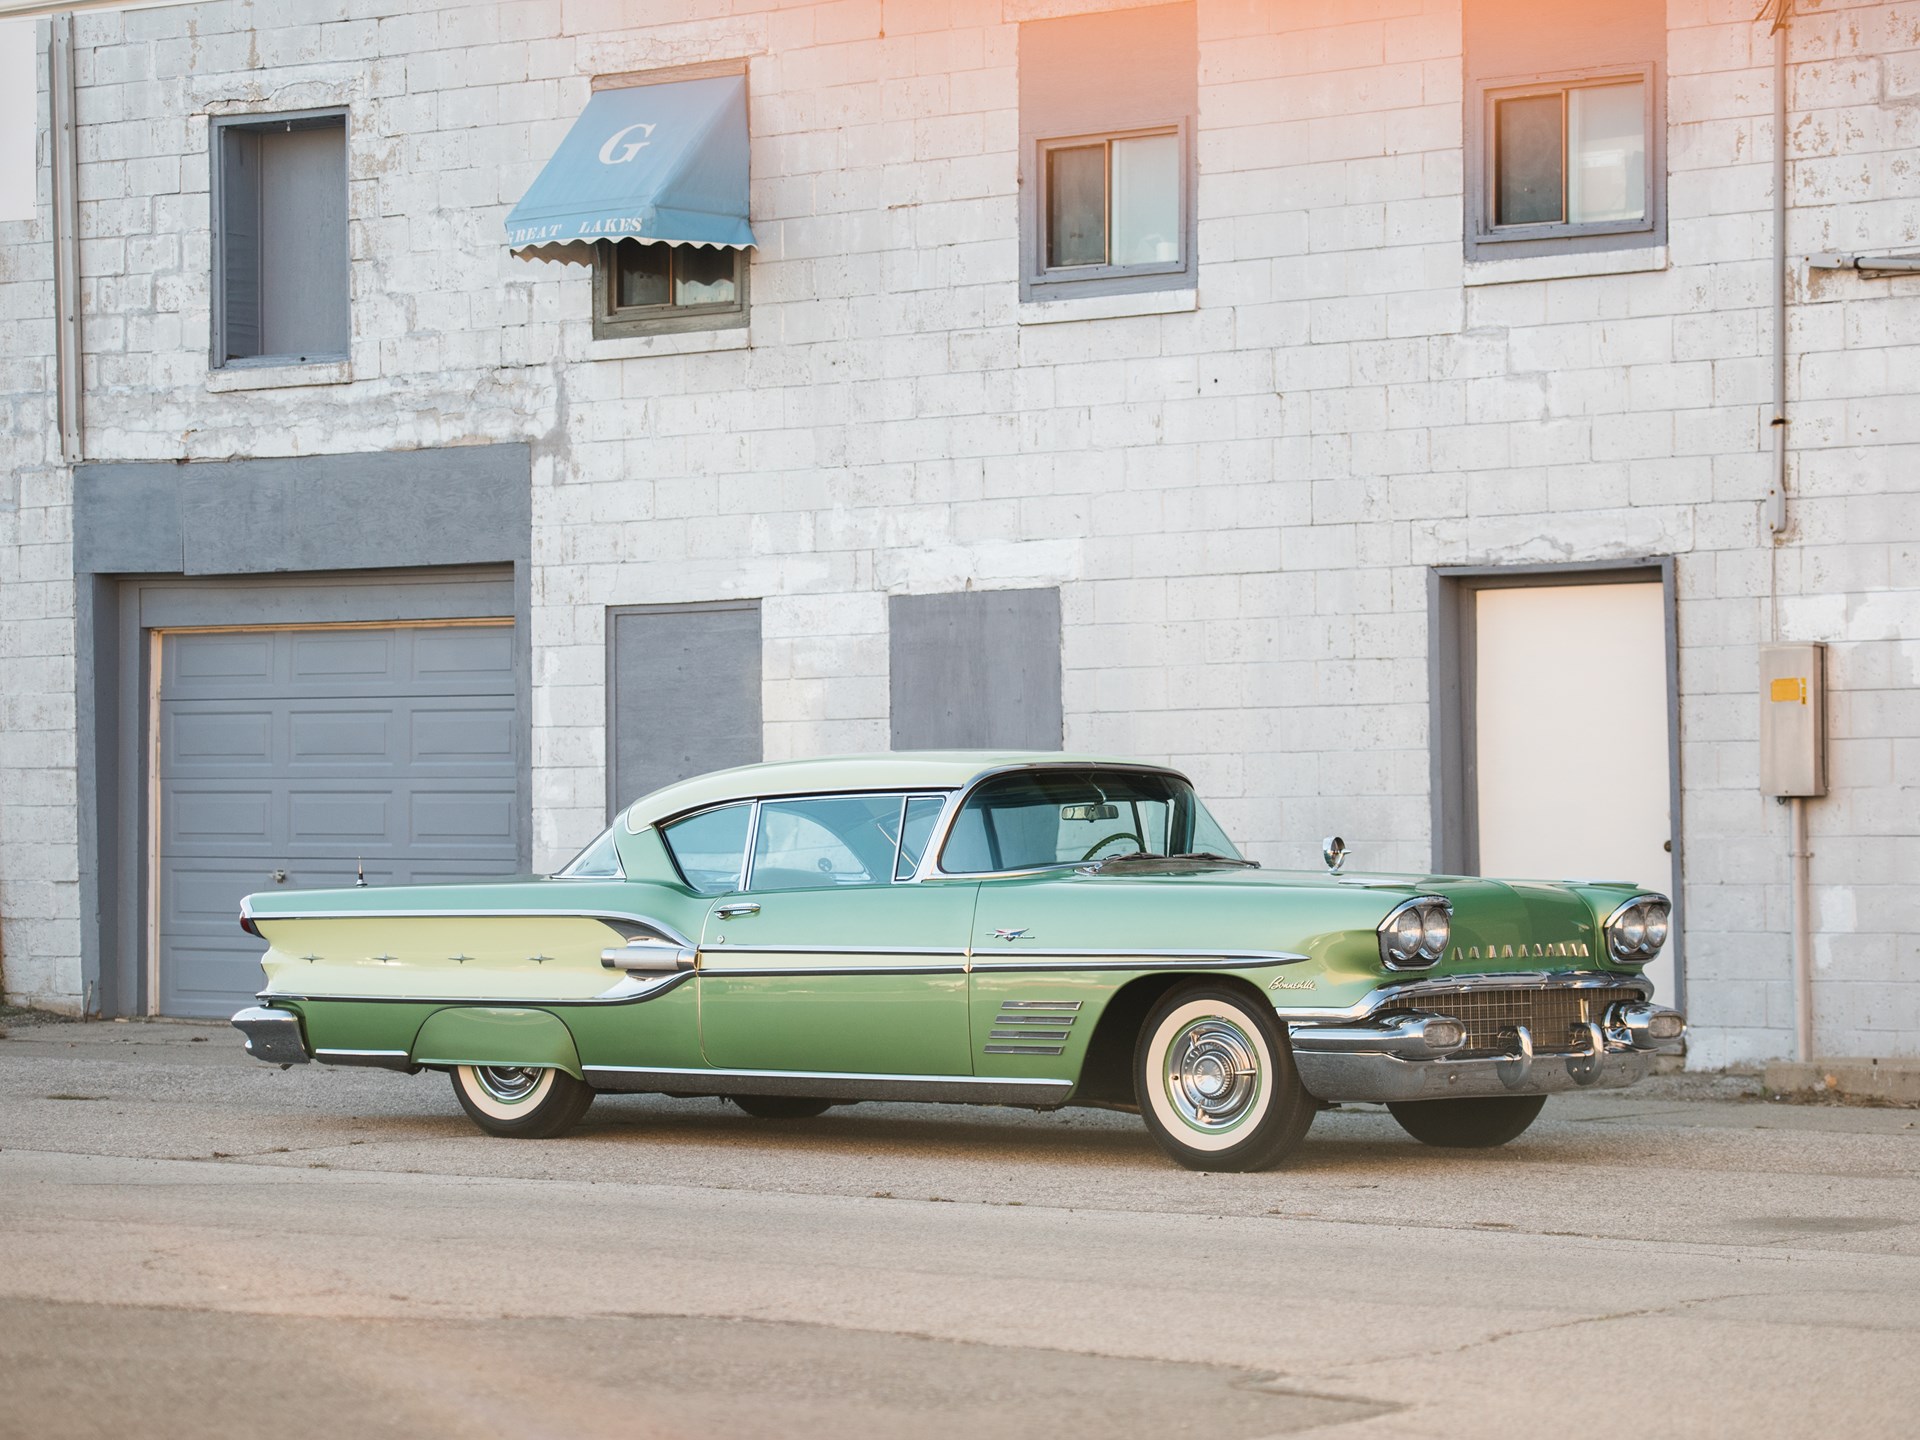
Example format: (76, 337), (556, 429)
(231, 1005), (310, 1066)
(1289, 995), (1684, 1104)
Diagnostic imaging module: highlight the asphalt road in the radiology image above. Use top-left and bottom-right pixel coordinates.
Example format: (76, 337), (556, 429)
(2, 1015), (1915, 1439)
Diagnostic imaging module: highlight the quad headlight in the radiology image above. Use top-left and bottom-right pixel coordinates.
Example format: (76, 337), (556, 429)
(1604, 894), (1672, 964)
(1378, 895), (1451, 970)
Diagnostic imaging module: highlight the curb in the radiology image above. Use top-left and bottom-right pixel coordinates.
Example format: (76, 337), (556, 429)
(1764, 1058), (1920, 1107)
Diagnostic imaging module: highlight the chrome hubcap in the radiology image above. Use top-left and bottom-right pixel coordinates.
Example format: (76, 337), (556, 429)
(1165, 1018), (1260, 1130)
(473, 1066), (543, 1104)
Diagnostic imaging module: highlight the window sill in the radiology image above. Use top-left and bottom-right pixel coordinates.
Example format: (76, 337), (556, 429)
(206, 359), (352, 392)
(1016, 288), (1197, 326)
(1462, 245), (1668, 287)
(578, 326), (752, 361)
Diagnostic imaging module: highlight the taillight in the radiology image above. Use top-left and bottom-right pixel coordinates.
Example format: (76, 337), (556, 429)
(239, 912), (259, 936)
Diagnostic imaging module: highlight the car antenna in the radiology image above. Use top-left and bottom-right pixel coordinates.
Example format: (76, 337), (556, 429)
(355, 857), (368, 888)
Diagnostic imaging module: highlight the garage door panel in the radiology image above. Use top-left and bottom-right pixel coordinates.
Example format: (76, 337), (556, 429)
(163, 863), (267, 927)
(288, 708), (395, 763)
(288, 629), (397, 681)
(165, 708), (274, 766)
(409, 703), (515, 763)
(287, 790), (394, 845)
(413, 626), (514, 679)
(410, 789), (517, 845)
(157, 623), (520, 1017)
(166, 789), (274, 845)
(167, 633), (275, 687)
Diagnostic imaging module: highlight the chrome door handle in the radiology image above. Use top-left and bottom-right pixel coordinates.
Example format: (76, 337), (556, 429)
(714, 902), (760, 919)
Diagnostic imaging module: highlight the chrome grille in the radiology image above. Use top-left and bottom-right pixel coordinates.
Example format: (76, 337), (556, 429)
(1382, 986), (1643, 1055)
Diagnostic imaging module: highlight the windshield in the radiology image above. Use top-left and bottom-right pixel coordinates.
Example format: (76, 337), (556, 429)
(938, 768), (1240, 874)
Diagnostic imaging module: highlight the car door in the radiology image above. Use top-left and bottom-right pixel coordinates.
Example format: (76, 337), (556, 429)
(696, 793), (978, 1076)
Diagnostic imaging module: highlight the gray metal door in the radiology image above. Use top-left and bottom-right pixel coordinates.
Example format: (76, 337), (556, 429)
(156, 624), (520, 1017)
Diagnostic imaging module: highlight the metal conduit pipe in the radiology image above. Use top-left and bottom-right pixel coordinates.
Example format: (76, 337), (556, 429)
(1764, 2), (1815, 1064)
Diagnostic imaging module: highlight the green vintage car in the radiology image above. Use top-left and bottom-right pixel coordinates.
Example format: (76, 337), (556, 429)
(232, 752), (1683, 1171)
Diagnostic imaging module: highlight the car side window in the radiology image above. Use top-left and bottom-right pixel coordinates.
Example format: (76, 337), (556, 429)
(661, 803), (752, 895)
(895, 795), (945, 880)
(556, 824), (624, 879)
(750, 795), (903, 892)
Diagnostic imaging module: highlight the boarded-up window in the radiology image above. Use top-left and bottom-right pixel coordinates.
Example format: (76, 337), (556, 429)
(215, 113), (349, 364)
(608, 600), (762, 814)
(890, 589), (1063, 751)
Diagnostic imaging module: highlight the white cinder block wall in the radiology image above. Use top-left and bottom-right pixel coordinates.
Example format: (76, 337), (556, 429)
(0, 0), (1915, 1064)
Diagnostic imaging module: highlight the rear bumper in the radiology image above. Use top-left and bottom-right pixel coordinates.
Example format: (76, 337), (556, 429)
(231, 1006), (310, 1066)
(1289, 999), (1684, 1104)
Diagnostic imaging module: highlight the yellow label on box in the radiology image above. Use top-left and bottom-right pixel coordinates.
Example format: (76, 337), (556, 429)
(1770, 676), (1806, 704)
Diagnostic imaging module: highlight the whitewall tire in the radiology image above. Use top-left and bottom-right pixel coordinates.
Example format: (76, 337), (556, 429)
(451, 1065), (595, 1138)
(1133, 984), (1317, 1172)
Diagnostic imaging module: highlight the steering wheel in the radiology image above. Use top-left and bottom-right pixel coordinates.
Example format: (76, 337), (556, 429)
(1081, 832), (1145, 862)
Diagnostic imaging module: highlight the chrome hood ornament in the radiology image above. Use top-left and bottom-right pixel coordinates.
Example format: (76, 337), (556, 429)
(1322, 836), (1347, 874)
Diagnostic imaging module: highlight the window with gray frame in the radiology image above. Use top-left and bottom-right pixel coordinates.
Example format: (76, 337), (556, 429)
(1018, 3), (1196, 302)
(607, 600), (762, 815)
(593, 239), (749, 339)
(1463, 0), (1665, 261)
(890, 589), (1063, 751)
(213, 111), (349, 366)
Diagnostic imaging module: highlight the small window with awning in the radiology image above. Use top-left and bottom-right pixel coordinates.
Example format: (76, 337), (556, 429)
(508, 69), (754, 338)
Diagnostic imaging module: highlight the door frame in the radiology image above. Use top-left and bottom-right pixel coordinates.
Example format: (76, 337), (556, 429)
(145, 612), (516, 1016)
(1428, 557), (1684, 1004)
(100, 569), (525, 1017)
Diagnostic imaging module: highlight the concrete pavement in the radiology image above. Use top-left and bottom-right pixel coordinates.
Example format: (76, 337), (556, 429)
(2, 1015), (1915, 1438)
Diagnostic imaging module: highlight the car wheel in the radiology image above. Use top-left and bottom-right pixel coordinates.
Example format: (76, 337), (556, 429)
(1387, 1094), (1546, 1148)
(731, 1095), (836, 1120)
(450, 1064), (595, 1138)
(1133, 983), (1317, 1172)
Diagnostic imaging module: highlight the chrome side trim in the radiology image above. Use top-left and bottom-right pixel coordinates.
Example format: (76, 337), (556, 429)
(703, 964), (968, 978)
(262, 971), (697, 1008)
(241, 907), (695, 950)
(971, 951), (1308, 972)
(703, 944), (968, 957)
(582, 1065), (1073, 1107)
(1274, 970), (1653, 1021)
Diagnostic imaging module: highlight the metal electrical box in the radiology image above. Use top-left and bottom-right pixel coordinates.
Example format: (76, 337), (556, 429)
(1759, 642), (1827, 797)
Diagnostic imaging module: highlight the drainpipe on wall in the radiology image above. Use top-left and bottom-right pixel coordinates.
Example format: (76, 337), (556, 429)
(1762, 1), (1815, 1064)
(49, 10), (83, 461)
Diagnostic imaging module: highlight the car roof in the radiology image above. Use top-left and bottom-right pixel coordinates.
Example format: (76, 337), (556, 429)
(621, 751), (1181, 831)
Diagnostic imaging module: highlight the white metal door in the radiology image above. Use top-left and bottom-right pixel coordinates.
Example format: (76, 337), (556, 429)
(1474, 582), (1677, 1003)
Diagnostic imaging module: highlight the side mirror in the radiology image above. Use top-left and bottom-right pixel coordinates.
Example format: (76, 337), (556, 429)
(1322, 836), (1347, 874)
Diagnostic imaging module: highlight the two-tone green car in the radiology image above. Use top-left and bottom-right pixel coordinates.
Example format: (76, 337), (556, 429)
(232, 752), (1684, 1171)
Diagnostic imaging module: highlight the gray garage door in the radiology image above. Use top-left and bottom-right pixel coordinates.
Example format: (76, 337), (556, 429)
(157, 624), (520, 1017)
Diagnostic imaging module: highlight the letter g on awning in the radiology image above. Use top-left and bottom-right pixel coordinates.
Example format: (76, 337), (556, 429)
(506, 74), (755, 262)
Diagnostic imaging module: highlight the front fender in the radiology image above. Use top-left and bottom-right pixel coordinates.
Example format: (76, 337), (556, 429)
(411, 1007), (584, 1080)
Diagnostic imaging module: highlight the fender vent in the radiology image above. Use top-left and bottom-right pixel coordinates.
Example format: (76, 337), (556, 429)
(984, 999), (1081, 1056)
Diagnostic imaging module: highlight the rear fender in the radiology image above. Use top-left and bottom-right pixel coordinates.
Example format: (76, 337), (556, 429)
(411, 1007), (584, 1080)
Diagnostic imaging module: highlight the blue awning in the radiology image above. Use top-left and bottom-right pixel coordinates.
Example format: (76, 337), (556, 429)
(506, 75), (754, 254)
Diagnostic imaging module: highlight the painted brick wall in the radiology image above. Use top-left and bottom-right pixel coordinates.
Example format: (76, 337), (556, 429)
(0, 0), (1915, 1064)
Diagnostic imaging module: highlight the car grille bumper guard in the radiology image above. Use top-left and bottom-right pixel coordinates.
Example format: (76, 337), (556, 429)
(1288, 992), (1685, 1104)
